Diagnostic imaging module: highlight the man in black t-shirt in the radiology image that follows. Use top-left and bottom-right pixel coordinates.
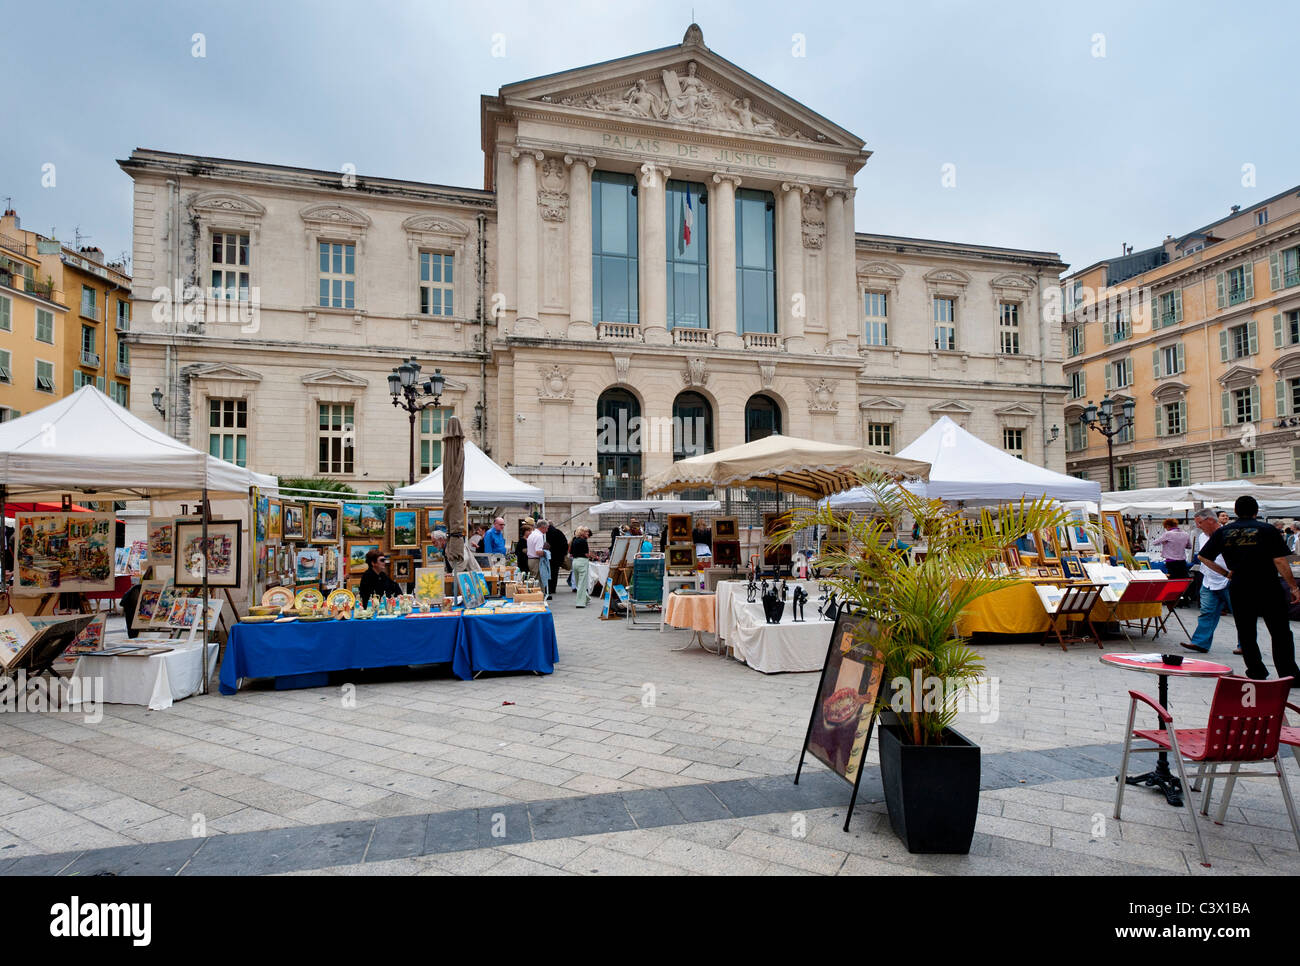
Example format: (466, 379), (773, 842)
(1198, 495), (1300, 682)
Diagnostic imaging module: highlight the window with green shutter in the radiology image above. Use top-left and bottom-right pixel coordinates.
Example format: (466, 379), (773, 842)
(1271, 247), (1300, 291)
(0, 293), (10, 331)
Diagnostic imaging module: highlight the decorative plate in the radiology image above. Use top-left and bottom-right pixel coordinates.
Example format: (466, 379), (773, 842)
(326, 588), (356, 610)
(294, 588), (326, 610)
(262, 587), (295, 610)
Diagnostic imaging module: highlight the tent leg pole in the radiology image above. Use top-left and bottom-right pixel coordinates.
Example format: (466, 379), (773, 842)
(201, 488), (210, 696)
(1, 483), (7, 614)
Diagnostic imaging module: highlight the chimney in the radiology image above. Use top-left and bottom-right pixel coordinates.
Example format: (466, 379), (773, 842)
(79, 246), (104, 264)
(1230, 205), (1241, 214)
(2, 209), (17, 228)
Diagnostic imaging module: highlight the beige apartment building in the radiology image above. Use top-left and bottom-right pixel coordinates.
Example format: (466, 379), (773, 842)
(1062, 184), (1300, 490)
(119, 25), (1068, 521)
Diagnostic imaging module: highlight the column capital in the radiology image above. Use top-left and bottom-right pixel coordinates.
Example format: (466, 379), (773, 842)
(564, 154), (597, 168)
(781, 181), (811, 194)
(825, 187), (852, 200)
(711, 173), (743, 188)
(640, 162), (672, 182)
(511, 148), (545, 162)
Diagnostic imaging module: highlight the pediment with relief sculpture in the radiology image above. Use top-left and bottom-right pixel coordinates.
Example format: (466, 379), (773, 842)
(495, 24), (864, 151)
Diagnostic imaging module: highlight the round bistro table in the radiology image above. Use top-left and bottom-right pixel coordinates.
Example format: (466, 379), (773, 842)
(1100, 652), (1232, 807)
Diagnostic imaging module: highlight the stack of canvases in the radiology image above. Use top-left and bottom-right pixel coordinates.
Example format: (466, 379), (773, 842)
(712, 517), (741, 569)
(665, 514), (696, 575)
(335, 501), (444, 594)
(250, 495), (346, 606)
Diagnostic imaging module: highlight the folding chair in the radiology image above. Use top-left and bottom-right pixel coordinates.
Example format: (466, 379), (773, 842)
(1115, 675), (1300, 867)
(1149, 578), (1193, 639)
(1102, 579), (1165, 643)
(1041, 583), (1104, 651)
(626, 554), (665, 629)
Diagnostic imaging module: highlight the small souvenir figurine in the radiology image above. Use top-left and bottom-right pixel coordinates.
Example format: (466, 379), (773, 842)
(746, 572), (758, 603)
(761, 580), (785, 624)
(792, 586), (807, 622)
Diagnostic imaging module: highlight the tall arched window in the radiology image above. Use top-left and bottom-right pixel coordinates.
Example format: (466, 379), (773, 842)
(745, 394), (782, 442)
(673, 391), (714, 461)
(596, 388), (642, 499)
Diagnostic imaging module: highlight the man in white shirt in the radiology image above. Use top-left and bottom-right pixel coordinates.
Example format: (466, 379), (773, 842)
(525, 520), (546, 581)
(1182, 507), (1231, 654)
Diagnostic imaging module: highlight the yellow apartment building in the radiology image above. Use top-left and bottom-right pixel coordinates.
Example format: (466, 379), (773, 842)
(0, 208), (131, 419)
(0, 214), (70, 420)
(1062, 185), (1300, 490)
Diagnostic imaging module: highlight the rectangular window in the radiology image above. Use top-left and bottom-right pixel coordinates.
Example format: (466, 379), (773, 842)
(0, 293), (10, 331)
(1165, 459), (1189, 487)
(1161, 344), (1183, 376)
(999, 302), (1020, 354)
(1003, 428), (1024, 459)
(0, 348), (10, 383)
(1066, 419), (1087, 453)
(116, 340), (129, 376)
(1238, 450), (1258, 477)
(666, 180), (708, 329)
(109, 382), (128, 407)
(1283, 248), (1300, 289)
(73, 371), (88, 390)
(1231, 323), (1251, 358)
(80, 285), (97, 319)
(35, 359), (54, 393)
(1111, 310), (1130, 342)
(1160, 400), (1185, 436)
(1117, 465), (1136, 490)
(865, 423), (892, 454)
(1291, 377), (1300, 418)
(735, 188), (776, 334)
(418, 252), (455, 317)
(1157, 291), (1180, 327)
(1109, 358), (1132, 389)
(1258, 209), (1269, 226)
(317, 402), (355, 474)
(208, 398), (248, 467)
(317, 241), (356, 309)
(80, 324), (98, 367)
(35, 307), (53, 344)
(1067, 326), (1083, 357)
(211, 232), (251, 301)
(1069, 370), (1086, 399)
(592, 171), (639, 325)
(863, 291), (888, 346)
(418, 406), (454, 474)
(1227, 265), (1249, 305)
(933, 297), (955, 350)
(1287, 309), (1300, 346)
(1234, 387), (1255, 423)
(116, 299), (130, 330)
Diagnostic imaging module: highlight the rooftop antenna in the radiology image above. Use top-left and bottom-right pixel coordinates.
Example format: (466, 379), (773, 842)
(74, 226), (91, 249)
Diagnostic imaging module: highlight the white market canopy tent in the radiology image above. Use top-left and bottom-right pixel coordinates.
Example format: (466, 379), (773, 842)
(587, 499), (721, 515)
(1100, 480), (1300, 518)
(826, 416), (1101, 508)
(0, 386), (275, 500)
(395, 439), (544, 506)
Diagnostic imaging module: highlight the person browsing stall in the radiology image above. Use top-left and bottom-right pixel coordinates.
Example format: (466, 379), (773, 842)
(1197, 495), (1300, 683)
(359, 549), (402, 606)
(1150, 518), (1192, 579)
(1181, 508), (1231, 654)
(483, 517), (508, 555)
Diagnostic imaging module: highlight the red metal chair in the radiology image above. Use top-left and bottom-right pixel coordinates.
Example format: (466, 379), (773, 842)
(1113, 675), (1300, 867)
(1200, 700), (1300, 824)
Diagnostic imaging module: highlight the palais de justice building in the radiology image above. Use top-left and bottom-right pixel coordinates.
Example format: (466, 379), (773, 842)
(120, 25), (1069, 521)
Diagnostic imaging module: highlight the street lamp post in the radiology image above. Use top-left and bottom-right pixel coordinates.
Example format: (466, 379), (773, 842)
(1081, 393), (1136, 492)
(388, 358), (445, 486)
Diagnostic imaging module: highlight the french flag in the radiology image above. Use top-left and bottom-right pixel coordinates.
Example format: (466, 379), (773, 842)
(681, 192), (693, 249)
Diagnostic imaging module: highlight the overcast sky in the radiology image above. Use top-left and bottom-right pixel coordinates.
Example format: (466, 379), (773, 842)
(4, 0), (1297, 275)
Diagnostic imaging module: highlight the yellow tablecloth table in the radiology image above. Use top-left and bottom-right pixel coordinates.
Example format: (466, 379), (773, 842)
(956, 579), (1162, 637)
(664, 592), (717, 634)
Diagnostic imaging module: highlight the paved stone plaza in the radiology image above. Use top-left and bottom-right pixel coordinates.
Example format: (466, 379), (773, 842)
(2, 590), (1299, 876)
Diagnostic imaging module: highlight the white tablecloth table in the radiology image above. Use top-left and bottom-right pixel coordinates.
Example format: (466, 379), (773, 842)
(715, 581), (831, 673)
(587, 562), (609, 594)
(69, 641), (219, 711)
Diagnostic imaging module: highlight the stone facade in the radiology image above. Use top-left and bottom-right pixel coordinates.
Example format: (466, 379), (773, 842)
(119, 25), (1068, 522)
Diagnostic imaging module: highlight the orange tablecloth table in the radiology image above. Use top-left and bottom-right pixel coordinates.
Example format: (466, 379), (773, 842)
(957, 579), (1161, 637)
(663, 592), (718, 653)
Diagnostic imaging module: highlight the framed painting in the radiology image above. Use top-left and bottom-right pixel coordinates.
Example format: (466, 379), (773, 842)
(14, 512), (115, 595)
(173, 521), (242, 588)
(321, 545), (340, 590)
(147, 517), (176, 563)
(342, 502), (386, 539)
(1003, 547), (1021, 570)
(422, 543), (444, 568)
(457, 571), (484, 608)
(294, 545), (323, 583)
(1100, 510), (1129, 557)
(802, 608), (884, 789)
(267, 500), (283, 541)
(255, 494), (268, 543)
(1067, 514), (1095, 553)
(0, 614), (36, 670)
(425, 508), (444, 533)
(281, 502), (306, 541)
(667, 514), (692, 543)
(713, 541), (741, 568)
(666, 544), (696, 574)
(1061, 552), (1086, 580)
(389, 508), (420, 550)
(392, 557), (414, 582)
(308, 502), (341, 545)
(713, 517), (738, 540)
(347, 542), (380, 575)
(1036, 530), (1060, 564)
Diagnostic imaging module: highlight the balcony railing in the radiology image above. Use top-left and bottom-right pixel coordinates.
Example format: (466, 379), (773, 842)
(1285, 270), (1300, 288)
(671, 327), (713, 346)
(1161, 312), (1178, 326)
(597, 475), (644, 501)
(1228, 289), (1249, 306)
(80, 351), (100, 368)
(115, 360), (130, 377)
(596, 321), (642, 341)
(743, 332), (781, 350)
(115, 314), (130, 332)
(80, 303), (104, 322)
(0, 233), (27, 256)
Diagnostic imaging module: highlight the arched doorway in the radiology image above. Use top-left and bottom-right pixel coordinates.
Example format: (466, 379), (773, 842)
(744, 393), (782, 442)
(672, 391), (714, 461)
(596, 388), (642, 499)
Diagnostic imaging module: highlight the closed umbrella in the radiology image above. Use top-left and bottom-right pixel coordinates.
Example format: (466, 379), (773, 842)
(442, 416), (467, 574)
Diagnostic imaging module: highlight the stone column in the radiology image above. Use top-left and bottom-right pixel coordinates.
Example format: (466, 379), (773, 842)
(565, 154), (596, 327)
(825, 188), (849, 349)
(780, 182), (807, 344)
(513, 149), (544, 324)
(842, 188), (859, 353)
(495, 145), (516, 318)
(638, 163), (670, 328)
(710, 173), (741, 334)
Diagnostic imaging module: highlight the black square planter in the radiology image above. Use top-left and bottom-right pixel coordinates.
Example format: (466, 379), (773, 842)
(878, 722), (981, 854)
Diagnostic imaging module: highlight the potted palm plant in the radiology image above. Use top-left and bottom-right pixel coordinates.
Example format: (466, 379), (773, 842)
(775, 473), (1088, 853)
